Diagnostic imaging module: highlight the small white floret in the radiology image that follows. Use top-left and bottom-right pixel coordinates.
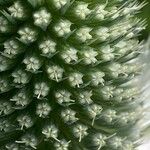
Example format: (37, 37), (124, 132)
(47, 65), (64, 82)
(34, 82), (49, 99)
(73, 124), (88, 142)
(68, 72), (83, 87)
(36, 102), (51, 118)
(74, 3), (91, 19)
(54, 20), (72, 37)
(76, 27), (92, 42)
(33, 8), (51, 29)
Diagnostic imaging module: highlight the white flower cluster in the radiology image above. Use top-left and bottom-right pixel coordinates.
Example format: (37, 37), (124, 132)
(23, 56), (41, 72)
(0, 16), (10, 33)
(94, 27), (110, 41)
(108, 136), (123, 149)
(54, 20), (72, 37)
(76, 27), (92, 42)
(78, 91), (93, 105)
(8, 1), (27, 19)
(18, 26), (38, 44)
(0, 56), (11, 72)
(90, 71), (105, 86)
(117, 112), (136, 125)
(12, 69), (30, 84)
(87, 104), (103, 125)
(102, 109), (117, 123)
(36, 102), (51, 118)
(52, 0), (68, 9)
(61, 108), (78, 124)
(42, 124), (58, 141)
(94, 4), (109, 20)
(73, 124), (88, 142)
(101, 86), (114, 100)
(0, 77), (10, 93)
(61, 47), (78, 64)
(33, 8), (51, 29)
(93, 133), (107, 150)
(10, 90), (30, 107)
(68, 72), (83, 87)
(100, 45), (115, 61)
(55, 90), (74, 105)
(74, 2), (91, 19)
(47, 65), (64, 82)
(82, 49), (98, 65)
(17, 114), (33, 130)
(54, 140), (70, 150)
(0, 101), (13, 116)
(16, 134), (38, 149)
(34, 82), (49, 99)
(6, 143), (19, 150)
(39, 38), (56, 56)
(0, 119), (11, 132)
(4, 39), (21, 57)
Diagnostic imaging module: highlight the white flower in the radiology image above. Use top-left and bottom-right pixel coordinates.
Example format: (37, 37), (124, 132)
(76, 27), (92, 42)
(6, 143), (19, 150)
(0, 78), (10, 93)
(82, 49), (98, 65)
(4, 39), (20, 57)
(0, 119), (11, 132)
(39, 38), (56, 55)
(55, 90), (74, 105)
(16, 134), (38, 149)
(18, 26), (38, 44)
(12, 69), (30, 84)
(101, 86), (114, 100)
(54, 140), (70, 150)
(42, 124), (58, 140)
(23, 56), (41, 72)
(108, 136), (123, 149)
(61, 47), (78, 64)
(47, 65), (64, 82)
(34, 82), (49, 98)
(91, 71), (105, 86)
(102, 109), (117, 123)
(0, 56), (10, 72)
(17, 115), (33, 130)
(93, 133), (107, 150)
(8, 1), (26, 19)
(78, 91), (93, 105)
(52, 0), (68, 9)
(33, 8), (51, 29)
(74, 3), (91, 19)
(0, 101), (13, 115)
(73, 124), (88, 142)
(10, 90), (30, 107)
(61, 109), (78, 124)
(95, 27), (110, 41)
(0, 16), (9, 32)
(87, 104), (103, 125)
(68, 72), (83, 87)
(54, 20), (72, 37)
(36, 102), (51, 118)
(94, 5), (108, 20)
(107, 63), (122, 78)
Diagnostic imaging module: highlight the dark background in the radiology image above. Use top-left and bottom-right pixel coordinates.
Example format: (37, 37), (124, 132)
(139, 0), (150, 39)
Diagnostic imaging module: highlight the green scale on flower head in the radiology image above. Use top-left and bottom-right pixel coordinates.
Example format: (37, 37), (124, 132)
(0, 0), (147, 149)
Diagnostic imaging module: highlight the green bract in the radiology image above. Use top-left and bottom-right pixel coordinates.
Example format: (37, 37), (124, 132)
(0, 0), (147, 150)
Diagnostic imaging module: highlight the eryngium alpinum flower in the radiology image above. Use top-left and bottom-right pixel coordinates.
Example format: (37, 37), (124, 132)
(0, 0), (147, 150)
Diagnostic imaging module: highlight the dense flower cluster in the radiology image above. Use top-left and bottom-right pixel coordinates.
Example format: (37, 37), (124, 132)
(0, 0), (146, 149)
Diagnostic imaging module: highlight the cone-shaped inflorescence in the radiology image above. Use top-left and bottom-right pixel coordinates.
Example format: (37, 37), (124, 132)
(0, 0), (147, 149)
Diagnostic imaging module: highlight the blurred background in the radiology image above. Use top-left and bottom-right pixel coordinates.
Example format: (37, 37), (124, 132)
(139, 0), (150, 39)
(138, 0), (150, 149)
